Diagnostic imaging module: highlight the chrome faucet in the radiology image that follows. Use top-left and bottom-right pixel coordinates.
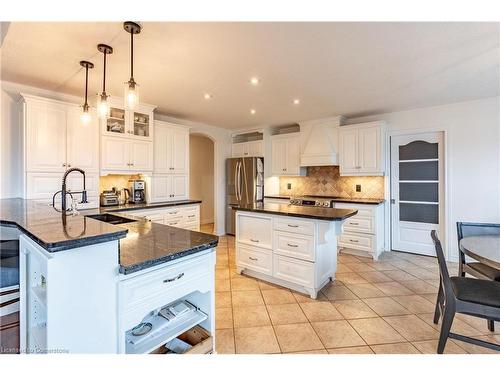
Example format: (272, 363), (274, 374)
(52, 168), (88, 213)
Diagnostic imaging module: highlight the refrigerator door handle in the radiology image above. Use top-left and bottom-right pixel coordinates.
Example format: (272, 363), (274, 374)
(236, 161), (242, 201)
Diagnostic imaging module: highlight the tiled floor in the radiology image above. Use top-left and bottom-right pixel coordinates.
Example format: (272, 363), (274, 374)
(214, 235), (500, 354)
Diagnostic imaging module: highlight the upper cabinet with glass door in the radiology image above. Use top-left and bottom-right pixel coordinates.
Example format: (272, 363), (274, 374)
(101, 97), (156, 141)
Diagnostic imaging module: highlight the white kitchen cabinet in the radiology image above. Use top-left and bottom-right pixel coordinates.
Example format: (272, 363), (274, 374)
(169, 175), (189, 200)
(102, 100), (155, 142)
(129, 140), (154, 171)
(123, 203), (200, 231)
(101, 136), (153, 173)
(339, 121), (386, 176)
(271, 134), (304, 176)
(66, 107), (99, 172)
(149, 174), (189, 203)
(154, 121), (189, 174)
(231, 140), (264, 157)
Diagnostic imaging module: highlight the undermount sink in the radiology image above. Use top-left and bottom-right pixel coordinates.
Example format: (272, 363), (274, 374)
(86, 213), (137, 225)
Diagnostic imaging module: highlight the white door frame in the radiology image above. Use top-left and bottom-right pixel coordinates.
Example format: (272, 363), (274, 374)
(384, 126), (452, 260)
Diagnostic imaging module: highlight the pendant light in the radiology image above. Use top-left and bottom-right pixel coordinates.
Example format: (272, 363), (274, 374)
(123, 21), (142, 109)
(79, 60), (94, 125)
(97, 43), (113, 119)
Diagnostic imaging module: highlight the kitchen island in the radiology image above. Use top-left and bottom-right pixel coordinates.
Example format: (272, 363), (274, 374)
(0, 198), (218, 354)
(232, 203), (357, 298)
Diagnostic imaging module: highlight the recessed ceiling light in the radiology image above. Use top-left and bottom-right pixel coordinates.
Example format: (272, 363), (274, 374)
(250, 77), (259, 86)
(204, 93), (212, 100)
(293, 99), (300, 105)
(250, 109), (256, 115)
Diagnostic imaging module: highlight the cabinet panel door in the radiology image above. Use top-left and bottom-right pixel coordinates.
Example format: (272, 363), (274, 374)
(339, 128), (358, 174)
(153, 125), (169, 173)
(150, 175), (170, 202)
(170, 175), (189, 201)
(130, 140), (153, 172)
(232, 143), (247, 157)
(67, 173), (99, 198)
(271, 138), (285, 175)
(25, 172), (63, 200)
(131, 110), (152, 141)
(26, 102), (67, 172)
(285, 136), (301, 175)
(247, 141), (263, 157)
(101, 137), (130, 171)
(66, 107), (99, 172)
(170, 128), (189, 174)
(358, 126), (381, 173)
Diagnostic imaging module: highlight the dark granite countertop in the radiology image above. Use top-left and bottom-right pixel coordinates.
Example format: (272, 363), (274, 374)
(0, 198), (127, 252)
(264, 194), (385, 205)
(102, 200), (202, 213)
(232, 202), (357, 221)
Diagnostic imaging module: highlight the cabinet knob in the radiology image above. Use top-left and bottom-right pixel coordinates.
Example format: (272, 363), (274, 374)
(67, 164), (71, 168)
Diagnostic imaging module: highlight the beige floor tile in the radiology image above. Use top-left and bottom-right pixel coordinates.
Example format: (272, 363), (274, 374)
(400, 280), (438, 294)
(419, 293), (438, 304)
(336, 263), (354, 273)
(417, 313), (483, 337)
(327, 346), (374, 354)
(300, 301), (344, 322)
(216, 291), (232, 308)
(456, 313), (498, 335)
(345, 262), (377, 273)
(231, 277), (260, 291)
(334, 299), (378, 319)
(346, 283), (386, 298)
(336, 272), (369, 285)
(338, 254), (363, 264)
(391, 295), (436, 314)
(359, 271), (393, 283)
(267, 303), (308, 325)
(312, 320), (366, 349)
(348, 317), (406, 345)
(215, 329), (235, 354)
(362, 297), (411, 316)
(382, 270), (419, 282)
(233, 305), (271, 328)
(215, 268), (230, 280)
(383, 315), (439, 341)
(215, 278), (231, 292)
(262, 289), (296, 305)
(274, 323), (324, 352)
(370, 342), (420, 354)
(404, 267), (439, 280)
(288, 349), (328, 354)
(258, 280), (288, 290)
(322, 285), (359, 301)
(293, 291), (328, 303)
(368, 262), (399, 271)
(453, 335), (500, 354)
(216, 307), (233, 329)
(373, 281), (413, 296)
(389, 260), (420, 270)
(231, 290), (264, 306)
(412, 339), (467, 354)
(234, 326), (281, 354)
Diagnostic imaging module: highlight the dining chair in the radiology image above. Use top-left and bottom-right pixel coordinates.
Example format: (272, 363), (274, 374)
(457, 222), (500, 332)
(431, 230), (500, 353)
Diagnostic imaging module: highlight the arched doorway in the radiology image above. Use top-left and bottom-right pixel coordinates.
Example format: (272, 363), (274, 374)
(189, 133), (216, 234)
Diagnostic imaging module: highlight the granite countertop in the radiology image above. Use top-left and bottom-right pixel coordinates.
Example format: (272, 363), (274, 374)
(232, 202), (357, 221)
(102, 199), (202, 213)
(264, 194), (385, 205)
(0, 198), (127, 252)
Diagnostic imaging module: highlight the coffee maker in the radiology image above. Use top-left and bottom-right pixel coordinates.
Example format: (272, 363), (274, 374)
(128, 179), (146, 204)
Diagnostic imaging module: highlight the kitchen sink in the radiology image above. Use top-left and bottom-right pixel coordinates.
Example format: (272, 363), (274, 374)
(86, 213), (137, 225)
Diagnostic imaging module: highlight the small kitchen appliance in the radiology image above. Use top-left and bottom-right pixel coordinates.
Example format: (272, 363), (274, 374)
(100, 190), (119, 206)
(128, 179), (146, 204)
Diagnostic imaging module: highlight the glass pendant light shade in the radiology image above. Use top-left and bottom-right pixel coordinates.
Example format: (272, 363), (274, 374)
(97, 93), (110, 119)
(124, 79), (139, 109)
(79, 60), (94, 126)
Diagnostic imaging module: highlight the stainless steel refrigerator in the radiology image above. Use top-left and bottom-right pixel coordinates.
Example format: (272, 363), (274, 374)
(226, 157), (264, 235)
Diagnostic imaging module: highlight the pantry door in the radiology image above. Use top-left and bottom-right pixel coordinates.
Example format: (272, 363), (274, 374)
(391, 132), (444, 256)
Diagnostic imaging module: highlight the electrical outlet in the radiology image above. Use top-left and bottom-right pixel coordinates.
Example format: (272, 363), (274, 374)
(287, 183), (292, 190)
(356, 184), (361, 192)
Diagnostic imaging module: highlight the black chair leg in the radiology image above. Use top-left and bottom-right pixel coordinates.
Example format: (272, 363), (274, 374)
(488, 320), (495, 332)
(437, 307), (455, 354)
(433, 283), (443, 324)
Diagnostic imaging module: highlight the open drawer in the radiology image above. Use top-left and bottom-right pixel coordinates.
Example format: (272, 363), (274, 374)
(150, 325), (213, 354)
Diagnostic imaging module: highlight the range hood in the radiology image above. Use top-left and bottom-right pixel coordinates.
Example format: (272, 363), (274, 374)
(300, 116), (344, 167)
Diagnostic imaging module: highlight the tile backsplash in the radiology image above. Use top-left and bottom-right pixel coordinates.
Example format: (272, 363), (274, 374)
(99, 174), (142, 193)
(279, 166), (385, 199)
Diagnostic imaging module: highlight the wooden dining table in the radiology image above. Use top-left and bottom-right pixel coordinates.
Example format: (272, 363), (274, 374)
(459, 235), (500, 270)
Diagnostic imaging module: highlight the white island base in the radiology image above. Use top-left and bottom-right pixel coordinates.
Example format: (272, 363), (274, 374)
(235, 211), (344, 299)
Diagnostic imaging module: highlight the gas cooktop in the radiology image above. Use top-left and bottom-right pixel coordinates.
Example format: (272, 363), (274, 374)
(289, 195), (340, 208)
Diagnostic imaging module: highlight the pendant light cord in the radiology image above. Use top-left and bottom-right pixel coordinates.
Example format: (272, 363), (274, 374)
(130, 31), (134, 80)
(84, 65), (89, 106)
(103, 51), (107, 93)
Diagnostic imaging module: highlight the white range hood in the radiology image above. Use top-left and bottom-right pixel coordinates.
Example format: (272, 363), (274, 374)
(299, 116), (344, 167)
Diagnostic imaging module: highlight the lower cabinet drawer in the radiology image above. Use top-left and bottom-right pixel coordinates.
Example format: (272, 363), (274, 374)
(274, 231), (315, 261)
(273, 254), (314, 288)
(274, 217), (315, 236)
(338, 233), (375, 253)
(237, 244), (272, 276)
(343, 216), (374, 234)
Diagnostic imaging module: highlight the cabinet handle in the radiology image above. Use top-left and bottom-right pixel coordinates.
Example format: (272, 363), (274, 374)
(163, 272), (184, 283)
(62, 163), (66, 167)
(349, 222), (359, 225)
(250, 238), (259, 243)
(169, 211), (179, 215)
(188, 215), (195, 218)
(287, 224), (299, 228)
(349, 239), (359, 243)
(249, 257), (258, 261)
(287, 243), (298, 248)
(168, 221), (179, 225)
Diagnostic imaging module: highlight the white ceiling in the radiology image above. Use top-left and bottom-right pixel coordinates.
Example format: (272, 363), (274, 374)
(1, 22), (499, 129)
